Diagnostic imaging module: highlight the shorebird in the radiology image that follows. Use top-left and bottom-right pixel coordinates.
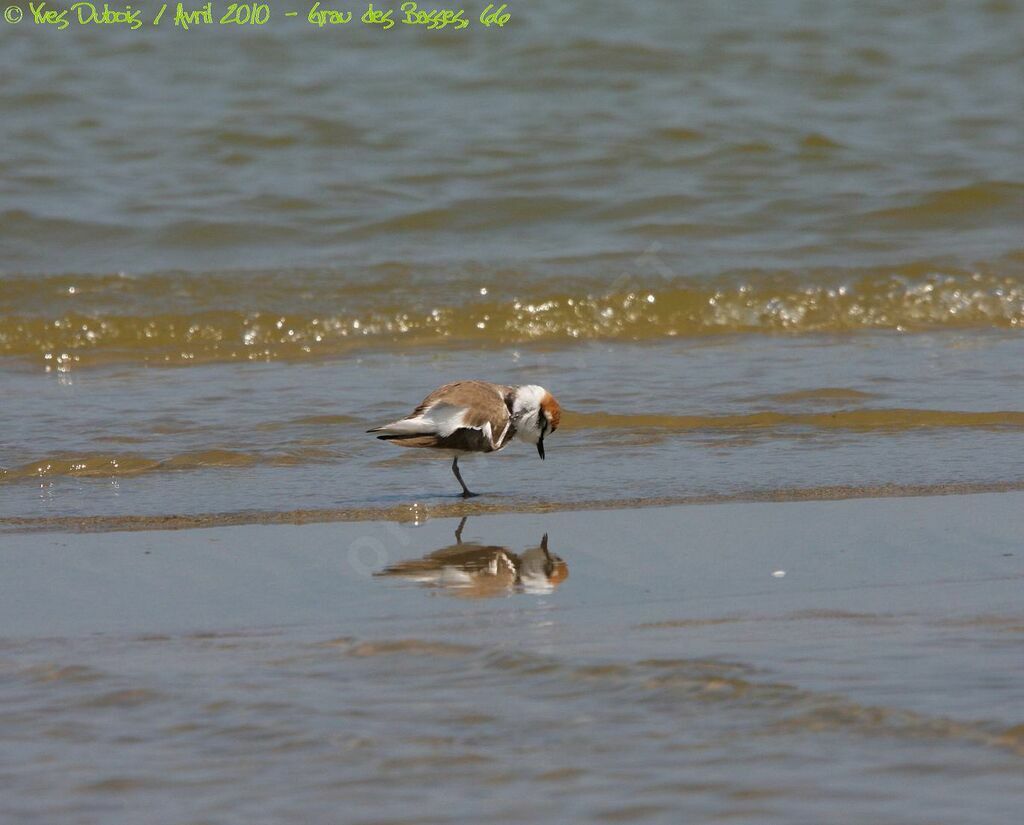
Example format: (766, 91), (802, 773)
(367, 380), (561, 497)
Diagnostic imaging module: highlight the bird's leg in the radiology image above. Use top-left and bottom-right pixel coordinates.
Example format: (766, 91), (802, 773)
(451, 456), (478, 498)
(454, 516), (467, 543)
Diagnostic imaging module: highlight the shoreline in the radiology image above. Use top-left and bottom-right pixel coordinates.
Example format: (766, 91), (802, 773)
(4, 478), (1024, 535)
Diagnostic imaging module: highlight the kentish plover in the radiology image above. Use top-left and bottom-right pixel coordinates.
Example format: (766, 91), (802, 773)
(368, 380), (561, 497)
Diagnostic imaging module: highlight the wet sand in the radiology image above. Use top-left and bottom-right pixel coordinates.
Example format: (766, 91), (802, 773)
(4, 478), (1024, 534)
(1, 492), (1021, 823)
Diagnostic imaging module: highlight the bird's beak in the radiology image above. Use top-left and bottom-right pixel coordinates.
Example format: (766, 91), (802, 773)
(536, 437), (545, 460)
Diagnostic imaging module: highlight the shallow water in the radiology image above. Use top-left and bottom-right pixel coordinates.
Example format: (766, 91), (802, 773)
(2, 2), (1023, 521)
(3, 333), (1024, 522)
(2, 495), (1022, 824)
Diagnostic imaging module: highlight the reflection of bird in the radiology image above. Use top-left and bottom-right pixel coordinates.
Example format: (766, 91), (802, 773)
(367, 380), (561, 497)
(375, 518), (568, 598)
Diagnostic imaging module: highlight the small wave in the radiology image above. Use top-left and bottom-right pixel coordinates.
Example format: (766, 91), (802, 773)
(346, 639), (478, 658)
(857, 182), (1024, 229)
(1, 264), (1021, 369)
(0, 450), (312, 483)
(799, 133), (843, 151)
(359, 195), (589, 234)
(592, 194), (700, 221)
(155, 220), (305, 248)
(19, 664), (107, 684)
(761, 387), (881, 403)
(78, 689), (166, 709)
(568, 408), (1024, 433)
(0, 209), (126, 247)
(77, 777), (189, 794)
(190, 126), (299, 150)
(653, 127), (705, 142)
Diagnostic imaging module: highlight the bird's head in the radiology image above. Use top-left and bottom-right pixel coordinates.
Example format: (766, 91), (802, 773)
(512, 385), (561, 459)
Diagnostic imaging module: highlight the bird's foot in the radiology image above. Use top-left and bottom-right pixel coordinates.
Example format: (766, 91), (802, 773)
(460, 490), (479, 499)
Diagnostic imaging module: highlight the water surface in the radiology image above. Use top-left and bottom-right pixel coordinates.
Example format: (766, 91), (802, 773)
(1, 495), (1022, 824)
(2, 6), (1023, 819)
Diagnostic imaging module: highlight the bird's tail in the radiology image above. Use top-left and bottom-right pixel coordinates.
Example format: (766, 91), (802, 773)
(367, 418), (437, 439)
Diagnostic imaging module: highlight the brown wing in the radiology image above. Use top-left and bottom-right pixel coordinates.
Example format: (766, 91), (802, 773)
(395, 381), (513, 449)
(370, 381), (515, 451)
(410, 381), (511, 428)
